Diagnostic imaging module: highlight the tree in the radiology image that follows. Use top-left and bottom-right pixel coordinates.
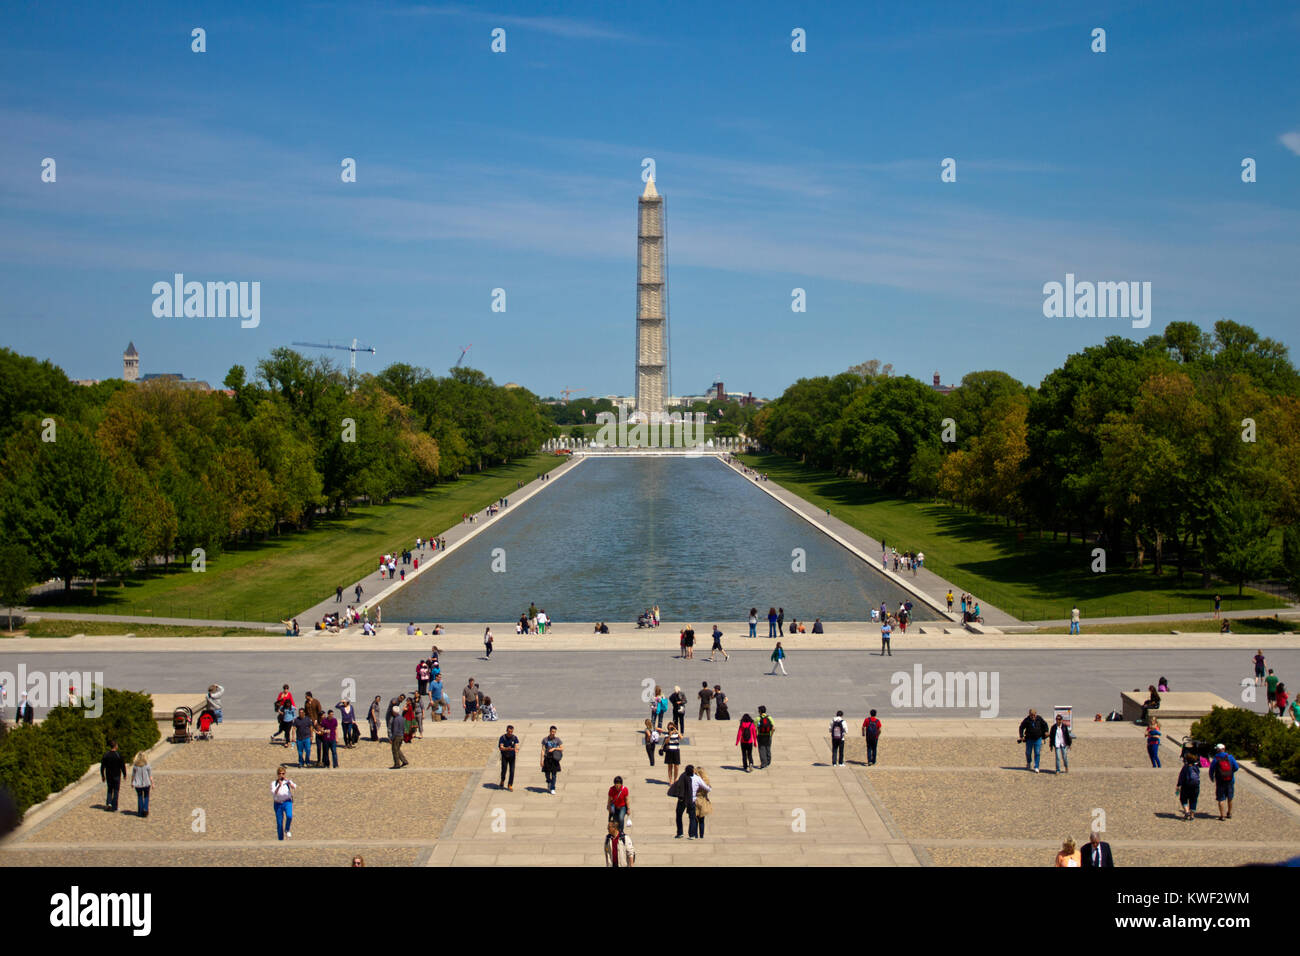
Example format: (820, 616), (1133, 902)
(0, 543), (34, 630)
(0, 423), (133, 595)
(1204, 491), (1277, 596)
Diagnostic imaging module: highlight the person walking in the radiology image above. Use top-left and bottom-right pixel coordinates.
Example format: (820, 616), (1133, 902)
(756, 706), (775, 769)
(336, 585), (343, 603)
(1209, 744), (1239, 821)
(367, 695), (383, 742)
(1213, 594), (1222, 620)
(100, 740), (126, 812)
(829, 711), (848, 766)
(880, 618), (893, 656)
(541, 726), (563, 794)
(498, 725), (519, 790)
(603, 819), (636, 867)
(662, 722), (683, 784)
(650, 685), (665, 728)
(1176, 755), (1201, 820)
(463, 679), (479, 722)
(1054, 838), (1081, 867)
(1069, 605), (1081, 635)
(1265, 669), (1280, 712)
(321, 709), (340, 768)
(272, 765), (296, 839)
(607, 776), (630, 832)
(1276, 682), (1289, 720)
(687, 766), (712, 840)
(130, 751), (153, 818)
(337, 699), (357, 748)
(292, 708), (313, 767)
(644, 718), (660, 767)
(669, 764), (693, 839)
(389, 700), (409, 769)
(946, 590), (954, 613)
(708, 625), (728, 662)
(670, 686), (686, 734)
(1145, 720), (1162, 768)
(769, 641), (788, 676)
(1049, 714), (1072, 774)
(767, 607), (778, 638)
(736, 713), (758, 771)
(1079, 830), (1114, 867)
(862, 709), (882, 765)
(1018, 708), (1049, 773)
(748, 608), (758, 639)
(484, 627), (494, 660)
(682, 624), (695, 660)
(697, 681), (714, 720)
(1253, 650), (1266, 686)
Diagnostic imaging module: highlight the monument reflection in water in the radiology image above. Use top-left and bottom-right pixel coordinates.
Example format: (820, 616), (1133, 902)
(380, 457), (937, 624)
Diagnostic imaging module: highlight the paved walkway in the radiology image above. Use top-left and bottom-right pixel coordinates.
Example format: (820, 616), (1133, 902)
(9, 718), (1297, 867)
(722, 458), (1015, 625)
(1029, 607), (1300, 627)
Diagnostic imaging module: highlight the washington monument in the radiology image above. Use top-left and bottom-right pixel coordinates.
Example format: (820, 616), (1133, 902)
(634, 175), (668, 418)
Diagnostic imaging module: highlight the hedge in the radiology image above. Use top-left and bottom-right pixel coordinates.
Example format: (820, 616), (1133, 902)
(0, 686), (161, 818)
(1189, 706), (1300, 784)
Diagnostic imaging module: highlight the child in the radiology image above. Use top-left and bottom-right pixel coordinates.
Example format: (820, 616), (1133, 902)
(481, 696), (498, 721)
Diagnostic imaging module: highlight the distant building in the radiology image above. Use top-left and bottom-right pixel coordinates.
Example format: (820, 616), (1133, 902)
(931, 372), (955, 396)
(123, 342), (139, 382)
(141, 372), (213, 391)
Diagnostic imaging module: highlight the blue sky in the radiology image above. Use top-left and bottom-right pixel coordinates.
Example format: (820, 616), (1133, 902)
(1, 0), (1297, 398)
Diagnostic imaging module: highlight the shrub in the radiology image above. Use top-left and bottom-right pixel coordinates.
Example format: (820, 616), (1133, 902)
(1191, 706), (1300, 783)
(0, 686), (159, 818)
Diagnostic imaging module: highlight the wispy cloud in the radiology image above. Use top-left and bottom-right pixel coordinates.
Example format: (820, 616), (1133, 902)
(386, 4), (636, 42)
(1281, 131), (1300, 157)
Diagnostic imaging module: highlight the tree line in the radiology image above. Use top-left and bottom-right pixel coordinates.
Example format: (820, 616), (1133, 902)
(0, 348), (554, 599)
(753, 321), (1300, 594)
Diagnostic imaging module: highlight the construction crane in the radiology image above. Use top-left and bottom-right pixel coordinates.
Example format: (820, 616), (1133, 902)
(291, 338), (376, 373)
(560, 388), (584, 404)
(455, 344), (473, 367)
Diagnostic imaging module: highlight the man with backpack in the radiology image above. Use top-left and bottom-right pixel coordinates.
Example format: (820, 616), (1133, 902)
(1209, 744), (1240, 821)
(756, 706), (775, 769)
(862, 709), (882, 765)
(829, 711), (848, 766)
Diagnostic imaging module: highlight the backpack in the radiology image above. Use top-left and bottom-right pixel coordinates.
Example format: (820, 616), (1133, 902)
(758, 715), (774, 737)
(657, 698), (668, 715)
(865, 718), (881, 741)
(1215, 755), (1234, 782)
(830, 719), (845, 740)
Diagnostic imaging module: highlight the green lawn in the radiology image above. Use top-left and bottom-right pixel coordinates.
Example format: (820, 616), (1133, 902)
(12, 620), (275, 638)
(26, 455), (564, 623)
(740, 452), (1289, 622)
(1034, 616), (1298, 635)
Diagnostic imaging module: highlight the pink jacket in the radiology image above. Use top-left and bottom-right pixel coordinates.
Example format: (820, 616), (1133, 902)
(736, 721), (758, 746)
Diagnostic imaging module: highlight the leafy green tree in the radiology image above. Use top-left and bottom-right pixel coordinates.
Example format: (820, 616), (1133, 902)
(1205, 490), (1277, 596)
(0, 423), (133, 595)
(0, 542), (34, 630)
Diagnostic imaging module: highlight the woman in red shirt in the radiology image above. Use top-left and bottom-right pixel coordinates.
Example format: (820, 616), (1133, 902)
(607, 775), (630, 832)
(1276, 683), (1289, 719)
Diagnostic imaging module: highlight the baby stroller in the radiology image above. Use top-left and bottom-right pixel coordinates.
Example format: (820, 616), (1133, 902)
(170, 705), (194, 744)
(195, 707), (217, 741)
(1180, 736), (1214, 765)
